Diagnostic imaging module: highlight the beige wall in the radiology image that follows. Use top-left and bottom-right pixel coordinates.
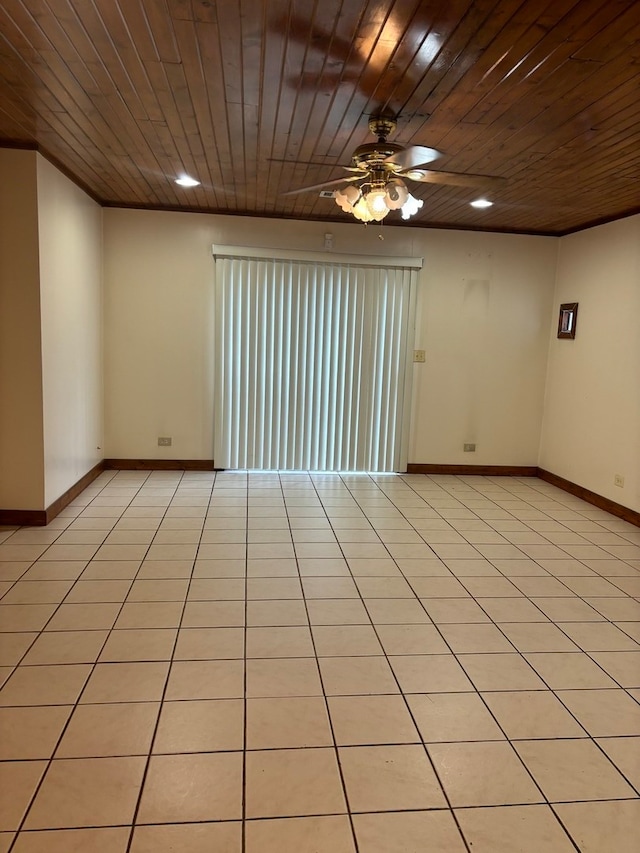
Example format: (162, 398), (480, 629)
(103, 207), (558, 466)
(540, 215), (640, 512)
(0, 149), (45, 509)
(37, 156), (103, 506)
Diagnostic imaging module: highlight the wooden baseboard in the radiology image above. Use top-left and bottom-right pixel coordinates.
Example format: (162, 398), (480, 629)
(0, 461), (105, 528)
(406, 464), (538, 477)
(103, 459), (217, 471)
(537, 468), (640, 527)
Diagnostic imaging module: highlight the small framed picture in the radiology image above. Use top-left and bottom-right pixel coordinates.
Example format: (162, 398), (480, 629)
(558, 302), (578, 339)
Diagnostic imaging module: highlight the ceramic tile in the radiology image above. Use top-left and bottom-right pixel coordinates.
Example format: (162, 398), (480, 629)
(0, 705), (72, 759)
(245, 748), (346, 818)
(589, 650), (640, 686)
(555, 688), (640, 736)
(312, 625), (383, 656)
(339, 744), (446, 811)
(45, 602), (121, 631)
(165, 659), (244, 699)
(12, 827), (130, 853)
(98, 628), (177, 662)
(245, 815), (355, 853)
(21, 630), (108, 665)
(455, 804), (577, 852)
(246, 657), (323, 697)
(246, 599), (310, 626)
(390, 654), (474, 693)
(554, 801), (640, 853)
(595, 736), (640, 788)
(328, 695), (420, 745)
(0, 664), (91, 706)
(153, 699), (244, 753)
(319, 656), (399, 695)
(428, 741), (544, 807)
(246, 696), (332, 749)
(353, 811), (467, 853)
(24, 757), (146, 829)
(376, 623), (449, 654)
(0, 761), (47, 830)
(181, 600), (245, 627)
(437, 623), (515, 653)
(130, 822), (241, 853)
(174, 627), (244, 659)
(79, 661), (169, 703)
(364, 598), (431, 623)
(0, 632), (37, 665)
(514, 738), (636, 801)
(420, 597), (491, 623)
(246, 626), (315, 658)
(137, 752), (243, 823)
(56, 702), (159, 757)
(482, 690), (586, 738)
(524, 652), (618, 689)
(409, 691), (505, 742)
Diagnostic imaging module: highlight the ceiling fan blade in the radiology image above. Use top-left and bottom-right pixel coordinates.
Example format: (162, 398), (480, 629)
(401, 169), (506, 189)
(386, 145), (441, 170)
(281, 175), (361, 196)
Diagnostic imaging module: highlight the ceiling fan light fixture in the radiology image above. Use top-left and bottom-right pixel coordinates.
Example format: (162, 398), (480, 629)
(400, 193), (423, 220)
(385, 179), (409, 210)
(365, 187), (390, 220)
(351, 196), (375, 222)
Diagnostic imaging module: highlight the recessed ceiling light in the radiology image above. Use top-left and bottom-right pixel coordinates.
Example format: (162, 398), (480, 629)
(470, 198), (493, 208)
(175, 175), (200, 187)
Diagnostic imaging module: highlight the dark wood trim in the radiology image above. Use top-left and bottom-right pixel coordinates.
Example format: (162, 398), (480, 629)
(406, 464), (538, 477)
(0, 461), (105, 528)
(103, 459), (217, 471)
(537, 468), (640, 528)
(0, 508), (48, 526)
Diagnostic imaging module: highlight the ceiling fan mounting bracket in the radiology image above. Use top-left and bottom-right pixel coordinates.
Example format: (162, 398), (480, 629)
(368, 116), (397, 141)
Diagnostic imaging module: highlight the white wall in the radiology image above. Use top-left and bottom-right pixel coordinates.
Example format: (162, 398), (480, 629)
(37, 156), (103, 506)
(0, 149), (45, 510)
(540, 215), (640, 512)
(103, 207), (558, 466)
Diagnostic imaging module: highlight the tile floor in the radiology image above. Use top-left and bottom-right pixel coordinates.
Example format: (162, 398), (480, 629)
(0, 470), (639, 852)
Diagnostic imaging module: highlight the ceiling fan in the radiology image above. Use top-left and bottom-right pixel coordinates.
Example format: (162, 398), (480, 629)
(282, 116), (505, 222)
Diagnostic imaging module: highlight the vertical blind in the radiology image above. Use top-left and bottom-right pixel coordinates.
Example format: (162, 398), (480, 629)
(213, 247), (421, 472)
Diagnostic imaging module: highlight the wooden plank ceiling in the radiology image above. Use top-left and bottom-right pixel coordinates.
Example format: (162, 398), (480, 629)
(0, 0), (639, 235)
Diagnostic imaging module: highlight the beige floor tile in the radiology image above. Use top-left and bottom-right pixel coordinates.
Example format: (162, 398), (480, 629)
(246, 558), (298, 577)
(395, 558), (451, 576)
(21, 630), (108, 665)
(531, 597), (605, 621)
(246, 626), (314, 658)
(0, 563), (30, 582)
(376, 623), (449, 654)
(524, 652), (618, 688)
(344, 558), (397, 576)
(390, 654), (474, 693)
(56, 702), (159, 757)
(585, 597), (640, 621)
(80, 661), (169, 703)
(301, 577), (358, 599)
(153, 699), (244, 753)
(312, 625), (383, 656)
(409, 692), (504, 742)
(514, 738), (636, 801)
(0, 762), (47, 831)
(555, 688), (640, 736)
(247, 599), (310, 626)
(246, 657), (323, 697)
(197, 544), (246, 560)
(455, 804), (576, 852)
(187, 579), (245, 601)
(165, 659), (244, 699)
(436, 623), (515, 653)
(557, 623), (640, 653)
(137, 752), (242, 823)
(328, 695), (420, 745)
(496, 622), (580, 652)
(354, 577), (415, 598)
(104, 530), (155, 545)
(113, 601), (181, 629)
(408, 577), (471, 598)
(0, 633), (37, 666)
(595, 735), (640, 788)
(353, 810), (467, 853)
(1, 581), (73, 605)
(482, 690), (586, 738)
(419, 598), (491, 623)
(24, 756), (145, 829)
(319, 656), (399, 696)
(363, 598), (430, 624)
(246, 816), (355, 852)
(246, 696), (332, 749)
(0, 664), (91, 706)
(589, 650), (640, 686)
(0, 705), (72, 759)
(11, 827), (130, 853)
(174, 627), (244, 659)
(130, 822), (242, 853)
(45, 602), (120, 631)
(554, 800), (640, 853)
(340, 744), (446, 811)
(479, 597), (549, 622)
(428, 741), (544, 806)
(92, 544), (149, 561)
(126, 579), (189, 602)
(99, 628), (177, 662)
(247, 578), (303, 599)
(80, 560), (141, 580)
(20, 562), (87, 581)
(182, 600), (245, 627)
(136, 559), (194, 579)
(192, 559), (245, 578)
(246, 748), (346, 818)
(64, 580), (132, 603)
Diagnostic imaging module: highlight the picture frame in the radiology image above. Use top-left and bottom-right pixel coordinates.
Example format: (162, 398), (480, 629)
(557, 302), (578, 339)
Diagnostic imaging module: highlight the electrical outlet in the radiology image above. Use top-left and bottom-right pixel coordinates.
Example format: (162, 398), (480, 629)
(463, 443), (476, 452)
(614, 474), (624, 487)
(158, 437), (172, 447)
(413, 349), (426, 363)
